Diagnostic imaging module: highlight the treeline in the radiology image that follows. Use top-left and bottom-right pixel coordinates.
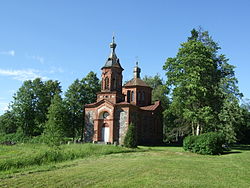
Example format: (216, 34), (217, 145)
(0, 28), (250, 145)
(0, 72), (100, 145)
(143, 28), (250, 144)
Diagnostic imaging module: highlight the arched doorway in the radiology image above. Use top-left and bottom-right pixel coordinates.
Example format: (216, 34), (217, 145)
(101, 123), (109, 142)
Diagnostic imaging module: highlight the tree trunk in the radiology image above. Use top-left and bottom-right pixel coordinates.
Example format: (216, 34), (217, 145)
(175, 129), (178, 142)
(196, 123), (200, 136)
(192, 122), (195, 135)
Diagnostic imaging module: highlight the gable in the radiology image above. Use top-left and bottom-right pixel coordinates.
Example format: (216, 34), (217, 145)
(97, 102), (114, 117)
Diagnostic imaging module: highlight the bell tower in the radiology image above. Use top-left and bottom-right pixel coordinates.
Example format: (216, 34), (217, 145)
(97, 37), (124, 103)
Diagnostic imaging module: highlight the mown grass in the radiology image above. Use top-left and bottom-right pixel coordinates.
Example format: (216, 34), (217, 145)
(0, 144), (249, 188)
(0, 143), (136, 171)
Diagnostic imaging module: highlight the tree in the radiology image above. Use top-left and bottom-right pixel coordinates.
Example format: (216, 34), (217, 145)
(0, 110), (17, 134)
(143, 74), (169, 109)
(235, 99), (250, 144)
(43, 93), (66, 146)
(11, 78), (61, 136)
(124, 123), (137, 148)
(64, 71), (100, 141)
(163, 28), (242, 143)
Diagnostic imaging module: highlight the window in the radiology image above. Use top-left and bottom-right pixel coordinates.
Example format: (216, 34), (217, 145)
(131, 91), (134, 102)
(138, 91), (141, 101)
(142, 91), (145, 101)
(105, 77), (109, 90)
(102, 112), (109, 119)
(127, 90), (131, 102)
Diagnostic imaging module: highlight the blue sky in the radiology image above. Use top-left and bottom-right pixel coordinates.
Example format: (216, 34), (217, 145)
(0, 0), (250, 114)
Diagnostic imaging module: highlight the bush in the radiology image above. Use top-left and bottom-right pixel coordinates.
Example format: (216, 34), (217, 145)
(0, 132), (29, 144)
(183, 135), (197, 151)
(183, 132), (225, 155)
(124, 123), (137, 148)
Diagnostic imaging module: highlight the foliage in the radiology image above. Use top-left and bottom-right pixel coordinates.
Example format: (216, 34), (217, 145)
(0, 131), (28, 143)
(163, 28), (242, 143)
(10, 78), (61, 136)
(236, 100), (250, 144)
(124, 123), (137, 148)
(218, 99), (243, 143)
(0, 110), (17, 134)
(143, 74), (169, 109)
(64, 71), (100, 140)
(43, 94), (67, 147)
(0, 143), (134, 171)
(183, 132), (225, 155)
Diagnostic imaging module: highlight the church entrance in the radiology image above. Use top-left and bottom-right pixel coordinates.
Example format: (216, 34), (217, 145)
(101, 123), (109, 142)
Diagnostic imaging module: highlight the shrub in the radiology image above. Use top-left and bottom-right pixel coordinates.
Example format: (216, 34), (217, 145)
(183, 132), (225, 155)
(124, 123), (137, 148)
(0, 132), (29, 144)
(183, 135), (197, 151)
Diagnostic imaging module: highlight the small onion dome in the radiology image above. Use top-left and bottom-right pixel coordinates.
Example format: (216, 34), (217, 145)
(110, 38), (117, 50)
(133, 62), (141, 78)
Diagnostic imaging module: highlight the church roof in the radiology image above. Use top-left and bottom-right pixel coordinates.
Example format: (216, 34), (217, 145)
(140, 101), (161, 111)
(124, 62), (150, 88)
(84, 99), (115, 108)
(102, 36), (123, 70)
(124, 77), (150, 87)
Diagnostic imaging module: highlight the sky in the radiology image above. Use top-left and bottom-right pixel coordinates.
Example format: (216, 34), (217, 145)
(0, 0), (250, 114)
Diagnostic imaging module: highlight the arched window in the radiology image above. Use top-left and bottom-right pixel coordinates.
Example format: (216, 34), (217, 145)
(105, 77), (109, 90)
(131, 91), (134, 102)
(100, 111), (109, 119)
(142, 91), (145, 101)
(138, 91), (141, 101)
(127, 90), (131, 102)
(103, 111), (109, 119)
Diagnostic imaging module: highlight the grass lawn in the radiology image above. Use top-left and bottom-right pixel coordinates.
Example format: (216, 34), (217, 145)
(0, 144), (249, 188)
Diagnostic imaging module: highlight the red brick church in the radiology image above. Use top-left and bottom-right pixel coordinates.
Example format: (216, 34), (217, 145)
(84, 37), (163, 145)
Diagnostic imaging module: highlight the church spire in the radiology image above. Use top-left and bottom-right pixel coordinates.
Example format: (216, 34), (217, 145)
(109, 35), (117, 58)
(102, 35), (123, 70)
(133, 61), (141, 78)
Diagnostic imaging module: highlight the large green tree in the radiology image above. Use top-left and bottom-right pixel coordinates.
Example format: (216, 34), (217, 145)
(11, 78), (61, 136)
(163, 28), (242, 143)
(64, 71), (100, 141)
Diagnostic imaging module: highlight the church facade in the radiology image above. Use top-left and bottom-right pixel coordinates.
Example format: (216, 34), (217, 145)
(84, 38), (163, 145)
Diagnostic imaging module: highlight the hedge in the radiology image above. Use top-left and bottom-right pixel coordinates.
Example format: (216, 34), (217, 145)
(183, 132), (225, 155)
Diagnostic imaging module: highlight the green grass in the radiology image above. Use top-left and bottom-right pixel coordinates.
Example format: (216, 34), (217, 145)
(0, 143), (136, 171)
(0, 144), (249, 188)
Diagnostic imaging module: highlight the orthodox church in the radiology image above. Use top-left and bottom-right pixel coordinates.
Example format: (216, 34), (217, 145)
(84, 37), (163, 145)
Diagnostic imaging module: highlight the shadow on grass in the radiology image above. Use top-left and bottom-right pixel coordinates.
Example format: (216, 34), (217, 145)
(140, 143), (183, 147)
(138, 143), (183, 152)
(222, 151), (242, 155)
(231, 145), (250, 151)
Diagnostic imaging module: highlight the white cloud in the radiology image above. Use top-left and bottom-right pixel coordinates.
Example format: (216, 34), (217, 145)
(47, 66), (64, 74)
(27, 55), (44, 64)
(0, 50), (15, 56)
(0, 102), (9, 114)
(0, 69), (48, 81)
